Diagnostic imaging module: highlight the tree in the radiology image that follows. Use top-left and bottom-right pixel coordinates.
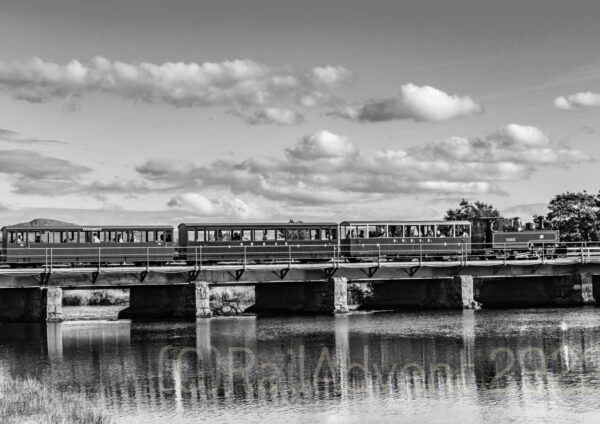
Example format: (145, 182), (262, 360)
(546, 191), (600, 241)
(444, 199), (500, 221)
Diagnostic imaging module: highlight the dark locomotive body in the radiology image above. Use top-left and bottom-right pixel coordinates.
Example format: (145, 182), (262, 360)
(471, 217), (559, 258)
(1, 225), (175, 266)
(178, 222), (338, 264)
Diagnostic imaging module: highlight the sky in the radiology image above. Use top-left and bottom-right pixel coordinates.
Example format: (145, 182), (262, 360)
(0, 0), (599, 225)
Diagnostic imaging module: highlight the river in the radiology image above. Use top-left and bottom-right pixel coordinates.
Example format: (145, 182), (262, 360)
(1, 308), (600, 423)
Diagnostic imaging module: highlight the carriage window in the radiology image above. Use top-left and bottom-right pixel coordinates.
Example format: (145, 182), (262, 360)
(229, 230), (241, 241)
(156, 230), (165, 242)
(436, 225), (454, 237)
(309, 229), (321, 240)
(277, 229), (286, 241)
(147, 231), (154, 242)
(255, 229), (275, 241)
(389, 225), (402, 237)
(140, 231), (148, 243)
(166, 231), (173, 242)
(405, 226), (420, 237)
(187, 230), (196, 242)
(420, 225), (435, 237)
(195, 230), (205, 242)
(372, 225), (388, 237)
(132, 231), (143, 242)
(241, 230), (251, 241)
(355, 225), (367, 238)
(457, 225), (470, 237)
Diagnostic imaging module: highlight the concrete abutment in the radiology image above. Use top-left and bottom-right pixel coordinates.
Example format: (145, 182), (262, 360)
(249, 277), (349, 315)
(0, 287), (62, 322)
(367, 275), (480, 310)
(118, 282), (212, 319)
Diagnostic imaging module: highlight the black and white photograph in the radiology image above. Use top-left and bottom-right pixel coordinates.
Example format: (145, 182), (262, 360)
(1, 0), (600, 423)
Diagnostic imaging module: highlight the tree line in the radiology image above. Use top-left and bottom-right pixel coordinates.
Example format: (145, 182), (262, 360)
(444, 191), (600, 242)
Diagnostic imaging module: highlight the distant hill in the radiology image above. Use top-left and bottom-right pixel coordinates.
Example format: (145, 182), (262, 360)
(13, 218), (77, 227)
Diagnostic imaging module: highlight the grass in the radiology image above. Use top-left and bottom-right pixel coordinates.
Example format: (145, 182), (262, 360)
(210, 286), (255, 304)
(63, 289), (129, 306)
(0, 375), (114, 424)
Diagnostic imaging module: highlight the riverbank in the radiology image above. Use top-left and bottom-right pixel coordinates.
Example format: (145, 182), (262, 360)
(0, 375), (114, 424)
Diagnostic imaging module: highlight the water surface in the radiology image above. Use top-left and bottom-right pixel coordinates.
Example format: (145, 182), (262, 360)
(1, 308), (600, 423)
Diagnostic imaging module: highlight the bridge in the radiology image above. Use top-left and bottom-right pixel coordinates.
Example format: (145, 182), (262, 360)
(0, 244), (599, 322)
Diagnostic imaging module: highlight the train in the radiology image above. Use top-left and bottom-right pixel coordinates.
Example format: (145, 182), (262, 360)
(0, 216), (559, 266)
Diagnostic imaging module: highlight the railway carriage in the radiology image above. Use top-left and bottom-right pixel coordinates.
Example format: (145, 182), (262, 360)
(1, 225), (175, 266)
(339, 220), (472, 261)
(178, 222), (338, 264)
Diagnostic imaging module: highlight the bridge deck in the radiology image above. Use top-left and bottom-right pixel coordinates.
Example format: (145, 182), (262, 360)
(1, 257), (599, 288)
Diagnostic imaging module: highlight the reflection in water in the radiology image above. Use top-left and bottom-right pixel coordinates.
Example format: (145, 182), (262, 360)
(2, 309), (600, 423)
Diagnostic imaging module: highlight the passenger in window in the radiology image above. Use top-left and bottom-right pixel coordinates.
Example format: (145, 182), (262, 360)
(378, 227), (387, 237)
(358, 230), (365, 238)
(35, 235), (41, 243)
(93, 233), (101, 243)
(116, 234), (124, 243)
(410, 226), (420, 237)
(17, 234), (23, 243)
(262, 230), (269, 241)
(165, 234), (172, 242)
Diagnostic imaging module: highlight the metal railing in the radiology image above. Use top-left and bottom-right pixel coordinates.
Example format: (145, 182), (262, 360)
(1, 241), (600, 271)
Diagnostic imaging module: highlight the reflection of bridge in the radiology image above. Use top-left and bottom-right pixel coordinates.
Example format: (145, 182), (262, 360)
(3, 313), (600, 421)
(0, 247), (599, 321)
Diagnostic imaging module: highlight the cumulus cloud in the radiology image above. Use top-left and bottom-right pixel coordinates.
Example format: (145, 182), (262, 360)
(168, 193), (260, 219)
(286, 130), (358, 160)
(134, 124), (588, 207)
(0, 57), (351, 108)
(0, 149), (91, 196)
(554, 91), (600, 110)
(328, 83), (483, 122)
(227, 107), (305, 126)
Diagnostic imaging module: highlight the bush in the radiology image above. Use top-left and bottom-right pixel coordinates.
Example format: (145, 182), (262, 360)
(63, 289), (129, 306)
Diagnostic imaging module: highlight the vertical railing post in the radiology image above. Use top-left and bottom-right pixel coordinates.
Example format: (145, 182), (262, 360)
(378, 244), (381, 265)
(146, 247), (150, 271)
(199, 246), (203, 270)
(50, 248), (53, 272)
(243, 245), (247, 269)
(503, 243), (507, 265)
(98, 247), (102, 271)
(581, 242), (584, 263)
(288, 245), (292, 266)
(194, 245), (198, 269)
(419, 243), (422, 266)
(45, 248), (48, 272)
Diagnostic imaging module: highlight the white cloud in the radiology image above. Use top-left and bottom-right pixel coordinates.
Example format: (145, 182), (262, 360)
(167, 193), (260, 219)
(227, 107), (305, 126)
(0, 57), (351, 107)
(554, 91), (600, 110)
(328, 83), (483, 122)
(285, 130), (358, 160)
(135, 125), (588, 208)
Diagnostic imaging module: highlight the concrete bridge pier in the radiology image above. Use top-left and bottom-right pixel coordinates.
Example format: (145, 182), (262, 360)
(248, 277), (349, 315)
(0, 287), (63, 322)
(119, 281), (212, 319)
(368, 275), (481, 310)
